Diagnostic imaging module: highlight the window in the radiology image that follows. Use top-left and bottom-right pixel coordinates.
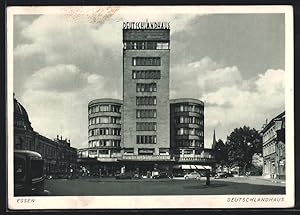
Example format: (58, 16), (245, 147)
(136, 135), (157, 144)
(132, 57), (161, 66)
(136, 109), (157, 118)
(136, 83), (157, 92)
(174, 104), (203, 113)
(136, 96), (157, 105)
(138, 148), (154, 155)
(99, 150), (109, 154)
(124, 148), (134, 155)
(89, 150), (97, 156)
(159, 148), (169, 155)
(184, 150), (193, 155)
(136, 122), (157, 131)
(89, 116), (121, 125)
(156, 42), (169, 49)
(176, 128), (202, 136)
(132, 70), (161, 79)
(124, 41), (169, 50)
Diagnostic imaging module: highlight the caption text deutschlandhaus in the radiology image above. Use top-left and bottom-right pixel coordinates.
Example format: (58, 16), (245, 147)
(227, 197), (284, 203)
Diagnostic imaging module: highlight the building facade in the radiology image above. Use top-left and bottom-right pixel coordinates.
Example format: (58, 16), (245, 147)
(261, 111), (285, 179)
(77, 22), (215, 177)
(14, 97), (77, 178)
(77, 99), (123, 176)
(122, 28), (170, 157)
(170, 98), (204, 158)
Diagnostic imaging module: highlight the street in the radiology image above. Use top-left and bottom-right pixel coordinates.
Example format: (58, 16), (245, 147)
(44, 176), (285, 196)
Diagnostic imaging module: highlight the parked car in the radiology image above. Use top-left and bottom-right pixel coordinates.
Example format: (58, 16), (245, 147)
(115, 172), (132, 179)
(184, 172), (201, 180)
(173, 172), (185, 177)
(225, 172), (234, 177)
(214, 172), (227, 179)
(152, 172), (172, 179)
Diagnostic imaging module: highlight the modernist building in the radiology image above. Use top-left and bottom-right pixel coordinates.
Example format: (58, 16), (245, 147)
(78, 99), (123, 176)
(261, 111), (285, 179)
(170, 98), (204, 157)
(14, 96), (77, 177)
(78, 22), (215, 177)
(122, 27), (170, 157)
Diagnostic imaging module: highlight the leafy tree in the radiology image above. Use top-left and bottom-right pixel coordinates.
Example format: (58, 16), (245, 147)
(213, 139), (228, 170)
(226, 126), (262, 175)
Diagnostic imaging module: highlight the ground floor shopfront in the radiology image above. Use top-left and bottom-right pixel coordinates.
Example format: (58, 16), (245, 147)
(77, 157), (215, 178)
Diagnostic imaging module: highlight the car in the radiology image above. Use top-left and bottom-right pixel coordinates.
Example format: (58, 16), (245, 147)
(214, 172), (228, 179)
(173, 172), (185, 177)
(184, 172), (201, 180)
(225, 172), (234, 177)
(152, 172), (172, 179)
(115, 172), (132, 179)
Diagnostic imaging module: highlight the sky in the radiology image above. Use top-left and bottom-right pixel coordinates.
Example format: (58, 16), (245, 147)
(12, 7), (285, 149)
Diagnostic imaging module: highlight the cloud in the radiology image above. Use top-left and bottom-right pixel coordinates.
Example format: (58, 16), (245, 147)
(170, 56), (242, 99)
(22, 68), (118, 149)
(202, 69), (285, 147)
(26, 64), (89, 92)
(13, 12), (285, 150)
(170, 56), (284, 147)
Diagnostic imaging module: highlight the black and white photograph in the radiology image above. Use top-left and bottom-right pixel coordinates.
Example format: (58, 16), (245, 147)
(7, 6), (294, 209)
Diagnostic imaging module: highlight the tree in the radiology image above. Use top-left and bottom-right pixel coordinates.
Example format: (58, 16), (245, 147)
(226, 126), (262, 175)
(213, 139), (228, 170)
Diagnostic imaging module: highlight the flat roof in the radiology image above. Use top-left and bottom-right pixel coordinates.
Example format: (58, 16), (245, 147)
(89, 98), (123, 106)
(170, 98), (204, 106)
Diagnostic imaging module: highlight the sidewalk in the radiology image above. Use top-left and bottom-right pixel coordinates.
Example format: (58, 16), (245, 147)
(250, 175), (286, 185)
(210, 175), (285, 187)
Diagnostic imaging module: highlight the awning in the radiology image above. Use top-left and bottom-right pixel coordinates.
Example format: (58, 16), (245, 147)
(173, 165), (212, 170)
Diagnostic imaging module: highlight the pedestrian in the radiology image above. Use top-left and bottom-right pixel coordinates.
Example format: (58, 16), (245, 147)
(206, 170), (210, 186)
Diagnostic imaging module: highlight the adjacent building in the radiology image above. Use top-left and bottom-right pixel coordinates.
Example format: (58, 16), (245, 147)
(78, 99), (123, 176)
(14, 96), (77, 177)
(170, 98), (204, 158)
(261, 111), (285, 179)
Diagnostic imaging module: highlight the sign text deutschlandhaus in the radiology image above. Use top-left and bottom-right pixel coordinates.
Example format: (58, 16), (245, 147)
(123, 21), (170, 30)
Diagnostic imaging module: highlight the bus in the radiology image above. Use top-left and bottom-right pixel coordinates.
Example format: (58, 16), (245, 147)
(14, 150), (49, 196)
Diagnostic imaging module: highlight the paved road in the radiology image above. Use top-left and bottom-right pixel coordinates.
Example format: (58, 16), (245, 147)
(44, 177), (285, 196)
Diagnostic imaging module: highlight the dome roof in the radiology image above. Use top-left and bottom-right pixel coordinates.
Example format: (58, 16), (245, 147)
(14, 97), (33, 131)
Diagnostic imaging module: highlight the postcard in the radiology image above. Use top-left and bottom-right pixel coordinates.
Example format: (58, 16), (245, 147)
(7, 5), (294, 209)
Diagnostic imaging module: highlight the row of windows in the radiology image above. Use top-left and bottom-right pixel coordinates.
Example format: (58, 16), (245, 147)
(174, 105), (204, 114)
(175, 116), (203, 125)
(263, 143), (276, 157)
(136, 122), (157, 131)
(136, 109), (157, 118)
(136, 96), (157, 105)
(89, 116), (121, 125)
(136, 135), (157, 144)
(123, 148), (169, 155)
(89, 128), (121, 137)
(88, 104), (121, 114)
(176, 128), (204, 136)
(173, 149), (195, 155)
(132, 57), (161, 66)
(123, 41), (169, 50)
(132, 70), (161, 79)
(136, 83), (157, 92)
(174, 140), (203, 148)
(88, 139), (121, 148)
(262, 126), (277, 143)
